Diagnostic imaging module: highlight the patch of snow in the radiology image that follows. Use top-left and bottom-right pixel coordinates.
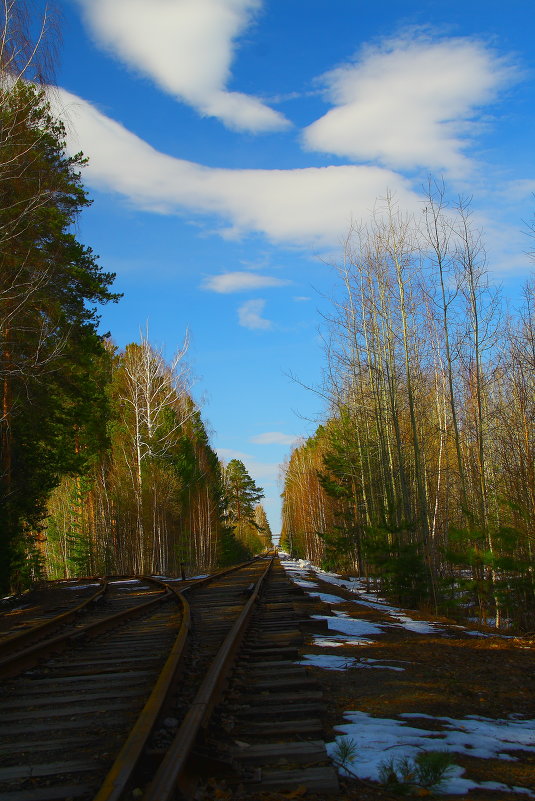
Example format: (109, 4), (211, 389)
(308, 591), (346, 605)
(109, 579), (141, 584)
(294, 579), (319, 588)
(281, 557), (517, 640)
(313, 634), (373, 647)
(328, 710), (535, 796)
(313, 614), (386, 637)
(301, 653), (358, 670)
(386, 612), (441, 634)
(463, 629), (514, 639)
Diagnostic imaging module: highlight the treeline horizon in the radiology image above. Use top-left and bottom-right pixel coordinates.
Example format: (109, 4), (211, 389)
(281, 188), (534, 632)
(42, 334), (273, 584)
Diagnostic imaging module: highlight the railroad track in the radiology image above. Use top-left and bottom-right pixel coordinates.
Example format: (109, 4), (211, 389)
(0, 579), (108, 654)
(0, 558), (338, 800)
(0, 577), (172, 674)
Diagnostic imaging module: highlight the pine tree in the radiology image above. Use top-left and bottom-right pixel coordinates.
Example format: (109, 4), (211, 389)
(0, 82), (118, 591)
(223, 459), (265, 554)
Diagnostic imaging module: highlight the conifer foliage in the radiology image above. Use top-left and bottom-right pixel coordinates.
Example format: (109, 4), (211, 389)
(222, 459), (267, 554)
(0, 78), (118, 591)
(0, 6), (241, 590)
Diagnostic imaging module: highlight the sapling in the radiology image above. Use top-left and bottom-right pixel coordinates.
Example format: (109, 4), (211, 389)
(378, 750), (454, 795)
(332, 736), (358, 768)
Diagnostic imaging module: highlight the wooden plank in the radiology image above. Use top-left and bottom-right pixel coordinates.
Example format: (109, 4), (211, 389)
(0, 686), (144, 709)
(58, 654), (160, 666)
(12, 673), (151, 694)
(231, 740), (327, 765)
(0, 784), (92, 801)
(245, 766), (339, 793)
(245, 718), (324, 735)
(235, 701), (325, 719)
(0, 699), (135, 723)
(0, 759), (98, 781)
(0, 715), (132, 737)
(246, 677), (320, 692)
(14, 669), (153, 687)
(241, 690), (324, 704)
(0, 736), (114, 755)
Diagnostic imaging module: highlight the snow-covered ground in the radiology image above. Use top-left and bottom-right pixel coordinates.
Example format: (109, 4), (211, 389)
(328, 711), (535, 796)
(280, 554), (510, 637)
(279, 553), (534, 797)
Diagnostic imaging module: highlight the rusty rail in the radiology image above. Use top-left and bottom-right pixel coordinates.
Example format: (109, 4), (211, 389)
(93, 584), (191, 801)
(0, 578), (108, 658)
(144, 556), (274, 801)
(0, 579), (171, 679)
(93, 556), (270, 801)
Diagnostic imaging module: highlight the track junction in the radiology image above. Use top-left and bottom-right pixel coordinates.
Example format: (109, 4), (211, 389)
(0, 556), (338, 800)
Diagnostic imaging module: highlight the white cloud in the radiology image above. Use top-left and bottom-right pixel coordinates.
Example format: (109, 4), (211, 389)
(505, 179), (535, 201)
(201, 271), (290, 293)
(238, 298), (271, 329)
(216, 447), (250, 462)
(216, 448), (278, 482)
(54, 88), (422, 249)
(250, 432), (298, 445)
(293, 296), (311, 302)
(74, 0), (288, 133)
(303, 35), (516, 175)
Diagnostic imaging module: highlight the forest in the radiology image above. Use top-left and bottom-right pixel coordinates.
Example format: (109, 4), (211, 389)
(281, 190), (535, 632)
(1, 3), (534, 633)
(0, 4), (271, 594)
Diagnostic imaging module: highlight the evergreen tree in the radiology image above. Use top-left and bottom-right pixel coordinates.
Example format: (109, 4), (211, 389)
(0, 82), (118, 591)
(223, 460), (263, 525)
(223, 459), (265, 554)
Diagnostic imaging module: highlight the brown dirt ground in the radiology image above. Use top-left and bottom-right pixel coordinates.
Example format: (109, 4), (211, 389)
(234, 574), (534, 801)
(3, 576), (533, 800)
(305, 576), (534, 800)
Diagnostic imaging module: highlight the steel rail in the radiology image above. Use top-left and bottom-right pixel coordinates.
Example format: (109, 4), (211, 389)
(93, 584), (191, 801)
(0, 578), (108, 658)
(0, 580), (171, 680)
(92, 557), (269, 801)
(144, 556), (274, 801)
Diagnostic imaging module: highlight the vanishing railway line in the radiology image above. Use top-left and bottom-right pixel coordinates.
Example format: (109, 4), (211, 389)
(0, 558), (338, 800)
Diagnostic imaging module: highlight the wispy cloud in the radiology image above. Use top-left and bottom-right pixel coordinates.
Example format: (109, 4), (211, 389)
(293, 296), (311, 302)
(238, 298), (271, 330)
(74, 0), (288, 134)
(216, 448), (278, 482)
(250, 432), (299, 445)
(201, 271), (290, 293)
(303, 34), (516, 175)
(54, 88), (421, 249)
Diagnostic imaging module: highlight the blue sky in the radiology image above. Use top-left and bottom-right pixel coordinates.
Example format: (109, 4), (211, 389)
(49, 0), (534, 533)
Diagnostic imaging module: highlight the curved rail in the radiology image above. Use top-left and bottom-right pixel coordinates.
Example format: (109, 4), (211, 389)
(145, 556), (274, 801)
(0, 578), (108, 658)
(93, 584), (191, 801)
(93, 556), (271, 801)
(0, 578), (170, 679)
